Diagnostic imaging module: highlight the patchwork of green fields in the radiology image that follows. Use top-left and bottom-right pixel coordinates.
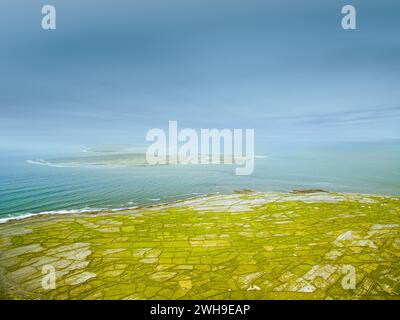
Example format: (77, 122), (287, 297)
(0, 191), (399, 300)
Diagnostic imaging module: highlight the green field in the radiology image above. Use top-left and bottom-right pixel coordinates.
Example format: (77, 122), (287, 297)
(0, 190), (399, 300)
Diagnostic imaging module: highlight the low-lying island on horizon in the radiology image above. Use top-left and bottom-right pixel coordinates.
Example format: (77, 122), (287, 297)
(0, 190), (399, 300)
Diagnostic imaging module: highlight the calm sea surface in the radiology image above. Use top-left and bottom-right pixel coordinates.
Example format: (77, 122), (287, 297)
(1, 141), (399, 222)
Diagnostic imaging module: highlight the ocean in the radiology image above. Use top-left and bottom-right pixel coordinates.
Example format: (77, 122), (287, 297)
(0, 141), (399, 222)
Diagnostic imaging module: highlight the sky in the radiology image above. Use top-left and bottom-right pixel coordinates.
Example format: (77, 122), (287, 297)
(0, 0), (399, 154)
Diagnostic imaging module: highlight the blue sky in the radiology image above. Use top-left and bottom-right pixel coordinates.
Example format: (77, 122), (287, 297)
(0, 0), (399, 153)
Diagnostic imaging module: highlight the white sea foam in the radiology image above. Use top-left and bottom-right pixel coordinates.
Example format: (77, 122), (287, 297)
(0, 208), (100, 224)
(110, 206), (138, 212)
(0, 205), (142, 224)
(26, 159), (126, 169)
(26, 159), (75, 168)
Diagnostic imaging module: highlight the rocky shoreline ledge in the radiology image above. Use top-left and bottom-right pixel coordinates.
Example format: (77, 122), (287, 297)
(0, 190), (399, 300)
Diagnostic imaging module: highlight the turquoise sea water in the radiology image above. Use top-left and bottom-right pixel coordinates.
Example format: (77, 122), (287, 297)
(0, 141), (399, 222)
